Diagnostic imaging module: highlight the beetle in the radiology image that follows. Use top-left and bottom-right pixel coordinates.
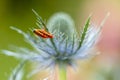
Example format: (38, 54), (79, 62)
(33, 29), (53, 38)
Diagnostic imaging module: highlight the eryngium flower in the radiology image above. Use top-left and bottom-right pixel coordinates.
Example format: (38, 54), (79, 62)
(2, 10), (109, 77)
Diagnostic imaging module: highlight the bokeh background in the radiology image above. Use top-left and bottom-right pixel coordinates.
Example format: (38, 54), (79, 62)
(1, 0), (120, 80)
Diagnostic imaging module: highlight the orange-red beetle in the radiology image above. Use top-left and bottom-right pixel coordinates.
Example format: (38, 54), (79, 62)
(33, 29), (53, 38)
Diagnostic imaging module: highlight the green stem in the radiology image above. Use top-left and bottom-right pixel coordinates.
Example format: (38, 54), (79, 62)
(58, 65), (67, 80)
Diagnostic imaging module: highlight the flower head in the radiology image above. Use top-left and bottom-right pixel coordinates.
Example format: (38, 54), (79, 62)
(2, 10), (110, 78)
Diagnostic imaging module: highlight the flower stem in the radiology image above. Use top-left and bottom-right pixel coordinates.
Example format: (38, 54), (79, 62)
(58, 64), (67, 80)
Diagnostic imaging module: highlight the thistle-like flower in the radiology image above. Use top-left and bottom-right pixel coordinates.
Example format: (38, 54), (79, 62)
(2, 10), (110, 80)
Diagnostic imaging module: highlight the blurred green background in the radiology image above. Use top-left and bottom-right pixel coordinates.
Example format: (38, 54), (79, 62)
(1, 0), (120, 80)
